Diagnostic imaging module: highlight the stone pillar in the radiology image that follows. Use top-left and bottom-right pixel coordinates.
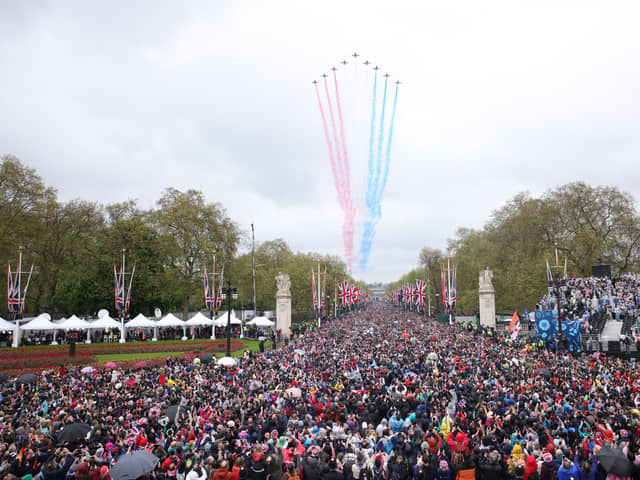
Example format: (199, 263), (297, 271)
(275, 273), (291, 336)
(479, 268), (496, 328)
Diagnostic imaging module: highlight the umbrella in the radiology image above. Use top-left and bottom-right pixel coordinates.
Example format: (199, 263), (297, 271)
(598, 447), (632, 477)
(163, 405), (184, 425)
(200, 353), (214, 364)
(108, 450), (159, 480)
(56, 422), (91, 444)
(132, 361), (149, 369)
(285, 386), (302, 398)
(81, 366), (96, 374)
(17, 373), (38, 384)
(427, 352), (438, 361)
(401, 332), (410, 339)
(536, 368), (551, 379)
(0, 373), (7, 383)
(248, 379), (263, 391)
(104, 362), (118, 369)
(294, 349), (305, 355)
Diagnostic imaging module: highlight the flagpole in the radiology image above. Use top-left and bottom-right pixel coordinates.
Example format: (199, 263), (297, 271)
(120, 248), (126, 343)
(317, 260), (321, 328)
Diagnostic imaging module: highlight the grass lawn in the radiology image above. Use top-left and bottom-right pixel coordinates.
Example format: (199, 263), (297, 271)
(95, 352), (185, 363)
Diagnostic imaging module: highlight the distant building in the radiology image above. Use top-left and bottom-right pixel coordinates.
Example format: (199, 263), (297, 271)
(368, 282), (388, 300)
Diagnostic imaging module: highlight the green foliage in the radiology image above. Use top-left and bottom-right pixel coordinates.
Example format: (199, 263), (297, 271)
(0, 156), (367, 322)
(394, 183), (640, 315)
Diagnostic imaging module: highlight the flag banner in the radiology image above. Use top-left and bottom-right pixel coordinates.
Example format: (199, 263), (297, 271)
(7, 265), (20, 313)
(312, 270), (318, 313)
(338, 281), (350, 307)
(451, 268), (457, 303)
(441, 270), (447, 304)
(546, 260), (553, 286)
(352, 286), (360, 305)
(535, 310), (557, 340)
(321, 269), (327, 313)
(216, 266), (224, 310)
(114, 265), (125, 312)
(561, 321), (582, 352)
(415, 280), (426, 307)
(204, 267), (215, 311)
(507, 311), (519, 333)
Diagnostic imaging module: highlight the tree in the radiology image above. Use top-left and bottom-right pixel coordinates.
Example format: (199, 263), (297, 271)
(154, 188), (241, 319)
(33, 198), (104, 315)
(541, 183), (640, 275)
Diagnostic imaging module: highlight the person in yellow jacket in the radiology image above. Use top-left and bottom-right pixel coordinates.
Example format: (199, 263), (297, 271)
(439, 414), (452, 438)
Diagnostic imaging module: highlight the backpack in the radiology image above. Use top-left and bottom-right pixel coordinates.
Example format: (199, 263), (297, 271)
(360, 467), (373, 480)
(372, 468), (385, 480)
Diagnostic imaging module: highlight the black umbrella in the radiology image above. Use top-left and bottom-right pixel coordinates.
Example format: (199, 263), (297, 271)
(0, 373), (7, 383)
(536, 368), (551, 378)
(16, 373), (37, 384)
(108, 450), (159, 480)
(200, 353), (214, 364)
(598, 446), (632, 477)
(163, 405), (184, 425)
(56, 423), (91, 444)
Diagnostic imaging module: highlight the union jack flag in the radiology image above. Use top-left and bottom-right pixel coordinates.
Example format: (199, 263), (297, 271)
(450, 269), (457, 304)
(338, 281), (350, 307)
(407, 284), (415, 305)
(415, 280), (426, 307)
(441, 269), (447, 305)
(114, 265), (125, 312)
(352, 286), (360, 305)
(204, 267), (215, 312)
(311, 270), (318, 313)
(7, 265), (21, 313)
(216, 266), (224, 310)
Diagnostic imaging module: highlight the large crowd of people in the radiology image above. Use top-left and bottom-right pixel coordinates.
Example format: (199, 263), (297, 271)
(539, 274), (640, 337)
(1, 304), (640, 480)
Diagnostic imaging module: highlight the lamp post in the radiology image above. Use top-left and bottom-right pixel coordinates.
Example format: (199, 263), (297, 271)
(220, 280), (238, 363)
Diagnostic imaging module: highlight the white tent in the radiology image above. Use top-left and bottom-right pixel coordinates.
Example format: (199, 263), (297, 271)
(0, 316), (16, 332)
(186, 312), (213, 326)
(90, 316), (122, 330)
(157, 313), (185, 327)
(57, 315), (90, 330)
(20, 314), (57, 331)
(214, 310), (242, 326)
(125, 313), (157, 328)
(247, 316), (274, 327)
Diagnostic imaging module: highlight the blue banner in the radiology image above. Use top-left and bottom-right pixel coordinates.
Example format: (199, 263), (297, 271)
(535, 310), (581, 352)
(535, 310), (557, 340)
(561, 320), (582, 352)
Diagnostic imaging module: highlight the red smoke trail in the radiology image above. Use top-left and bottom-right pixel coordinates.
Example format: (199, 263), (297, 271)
(333, 71), (355, 266)
(323, 77), (347, 210)
(315, 84), (343, 208)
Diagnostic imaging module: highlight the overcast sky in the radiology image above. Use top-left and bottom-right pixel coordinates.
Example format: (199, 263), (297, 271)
(1, 1), (639, 284)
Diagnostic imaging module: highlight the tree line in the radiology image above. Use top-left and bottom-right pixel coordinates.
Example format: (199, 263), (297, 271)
(0, 155), (357, 320)
(389, 183), (640, 314)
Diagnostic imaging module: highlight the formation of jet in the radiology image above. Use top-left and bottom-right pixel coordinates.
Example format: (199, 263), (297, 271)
(313, 54), (402, 85)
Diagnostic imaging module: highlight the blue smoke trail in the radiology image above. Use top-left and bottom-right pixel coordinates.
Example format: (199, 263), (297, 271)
(365, 72), (378, 207)
(359, 81), (400, 271)
(371, 77), (388, 211)
(376, 83), (399, 211)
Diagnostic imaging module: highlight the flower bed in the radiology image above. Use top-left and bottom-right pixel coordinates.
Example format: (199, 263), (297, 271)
(0, 340), (245, 375)
(0, 351), (96, 374)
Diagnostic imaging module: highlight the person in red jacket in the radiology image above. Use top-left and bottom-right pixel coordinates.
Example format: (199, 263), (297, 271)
(213, 460), (234, 480)
(523, 455), (539, 480)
